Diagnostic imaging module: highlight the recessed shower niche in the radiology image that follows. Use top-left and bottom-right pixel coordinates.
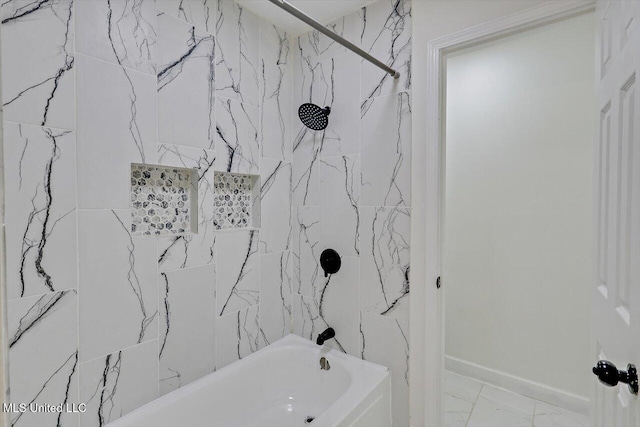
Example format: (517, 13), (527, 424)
(130, 163), (198, 236)
(213, 171), (260, 230)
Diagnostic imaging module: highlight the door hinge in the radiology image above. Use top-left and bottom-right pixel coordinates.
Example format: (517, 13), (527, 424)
(436, 276), (441, 289)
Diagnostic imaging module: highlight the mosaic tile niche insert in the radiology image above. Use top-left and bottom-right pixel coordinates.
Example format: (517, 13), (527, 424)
(131, 163), (198, 236)
(213, 172), (260, 230)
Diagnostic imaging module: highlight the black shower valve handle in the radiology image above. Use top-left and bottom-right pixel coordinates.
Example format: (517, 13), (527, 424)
(320, 249), (341, 277)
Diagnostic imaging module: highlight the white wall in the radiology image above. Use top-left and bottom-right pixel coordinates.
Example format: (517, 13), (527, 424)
(443, 12), (594, 400)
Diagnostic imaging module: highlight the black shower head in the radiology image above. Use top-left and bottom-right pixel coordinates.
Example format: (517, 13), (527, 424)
(298, 103), (331, 131)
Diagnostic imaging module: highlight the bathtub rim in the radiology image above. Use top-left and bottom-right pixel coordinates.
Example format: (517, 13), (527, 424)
(107, 334), (390, 427)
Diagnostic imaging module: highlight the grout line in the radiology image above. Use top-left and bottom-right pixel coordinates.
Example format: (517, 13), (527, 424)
(73, 0), (82, 413)
(79, 338), (159, 367)
(464, 383), (484, 427)
(74, 51), (156, 79)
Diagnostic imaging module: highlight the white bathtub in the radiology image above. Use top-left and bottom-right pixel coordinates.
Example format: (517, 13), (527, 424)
(108, 334), (391, 427)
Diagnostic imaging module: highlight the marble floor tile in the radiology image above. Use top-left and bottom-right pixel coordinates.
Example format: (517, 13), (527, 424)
(533, 402), (590, 427)
(444, 370), (483, 404)
(479, 384), (537, 414)
(467, 394), (534, 427)
(444, 372), (589, 427)
(445, 411), (471, 427)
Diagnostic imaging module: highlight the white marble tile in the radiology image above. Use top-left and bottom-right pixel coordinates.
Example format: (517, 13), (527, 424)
(361, 91), (411, 207)
(294, 54), (360, 158)
(215, 0), (259, 107)
(78, 209), (158, 362)
(319, 154), (360, 257)
(1, 0), (75, 130)
(360, 312), (409, 427)
(260, 158), (291, 254)
(296, 12), (362, 66)
(292, 256), (359, 357)
(159, 265), (216, 395)
(260, 251), (292, 312)
(259, 251), (292, 345)
(215, 97), (260, 174)
(157, 144), (216, 272)
(216, 305), (262, 369)
(75, 0), (156, 74)
(533, 402), (589, 427)
(360, 207), (410, 318)
(445, 392), (474, 413)
(260, 23), (292, 162)
(7, 290), (79, 427)
(3, 123), (77, 300)
(157, 12), (216, 150)
(317, 256), (360, 356)
(157, 0), (215, 33)
(216, 229), (259, 316)
(292, 127), (322, 206)
(444, 371), (483, 404)
(79, 340), (158, 427)
(292, 206), (320, 298)
(76, 54), (157, 209)
(467, 394), (534, 427)
(445, 411), (471, 427)
(292, 293), (326, 343)
(359, 0), (411, 106)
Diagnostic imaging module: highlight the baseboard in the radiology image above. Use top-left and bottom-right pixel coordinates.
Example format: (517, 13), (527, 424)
(445, 355), (589, 415)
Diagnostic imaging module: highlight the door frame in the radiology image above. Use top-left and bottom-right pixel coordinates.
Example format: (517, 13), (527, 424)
(410, 1), (596, 425)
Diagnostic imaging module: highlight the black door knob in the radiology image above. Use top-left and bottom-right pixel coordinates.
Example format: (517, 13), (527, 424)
(592, 360), (638, 395)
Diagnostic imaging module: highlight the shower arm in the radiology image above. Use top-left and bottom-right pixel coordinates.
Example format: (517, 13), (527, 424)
(267, 0), (400, 79)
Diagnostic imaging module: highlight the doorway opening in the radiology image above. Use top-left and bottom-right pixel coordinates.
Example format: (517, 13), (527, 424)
(442, 12), (595, 426)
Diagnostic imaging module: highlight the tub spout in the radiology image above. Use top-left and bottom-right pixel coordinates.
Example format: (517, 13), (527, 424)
(316, 327), (335, 345)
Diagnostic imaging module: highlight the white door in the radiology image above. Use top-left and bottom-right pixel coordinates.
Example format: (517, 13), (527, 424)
(592, 1), (640, 425)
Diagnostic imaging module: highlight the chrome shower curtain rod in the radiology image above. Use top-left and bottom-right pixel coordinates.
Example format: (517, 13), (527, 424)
(267, 0), (400, 79)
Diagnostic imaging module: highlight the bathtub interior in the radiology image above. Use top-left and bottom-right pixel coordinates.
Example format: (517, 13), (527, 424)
(108, 335), (389, 427)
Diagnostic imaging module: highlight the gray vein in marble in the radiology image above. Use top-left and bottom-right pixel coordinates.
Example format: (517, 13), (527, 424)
(162, 368), (182, 389)
(292, 127), (323, 205)
(112, 210), (157, 343)
(57, 351), (79, 426)
(215, 1), (258, 104)
(156, 146), (216, 270)
(260, 25), (290, 159)
(159, 273), (170, 359)
(316, 276), (347, 353)
(87, 352), (123, 427)
(216, 99), (258, 172)
(396, 319), (409, 385)
(219, 230), (258, 315)
(106, 0), (148, 162)
(10, 290), (75, 348)
(371, 207), (410, 316)
(10, 350), (78, 427)
(361, 91), (411, 207)
(359, 317), (365, 359)
(293, 210), (319, 296)
(2, 0), (75, 127)
(360, 0), (411, 113)
(17, 127), (74, 297)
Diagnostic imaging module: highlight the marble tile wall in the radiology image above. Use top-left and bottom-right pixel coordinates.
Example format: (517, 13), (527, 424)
(1, 1), (293, 426)
(290, 1), (412, 426)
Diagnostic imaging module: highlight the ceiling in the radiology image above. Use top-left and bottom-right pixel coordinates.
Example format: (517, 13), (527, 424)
(236, 0), (375, 35)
